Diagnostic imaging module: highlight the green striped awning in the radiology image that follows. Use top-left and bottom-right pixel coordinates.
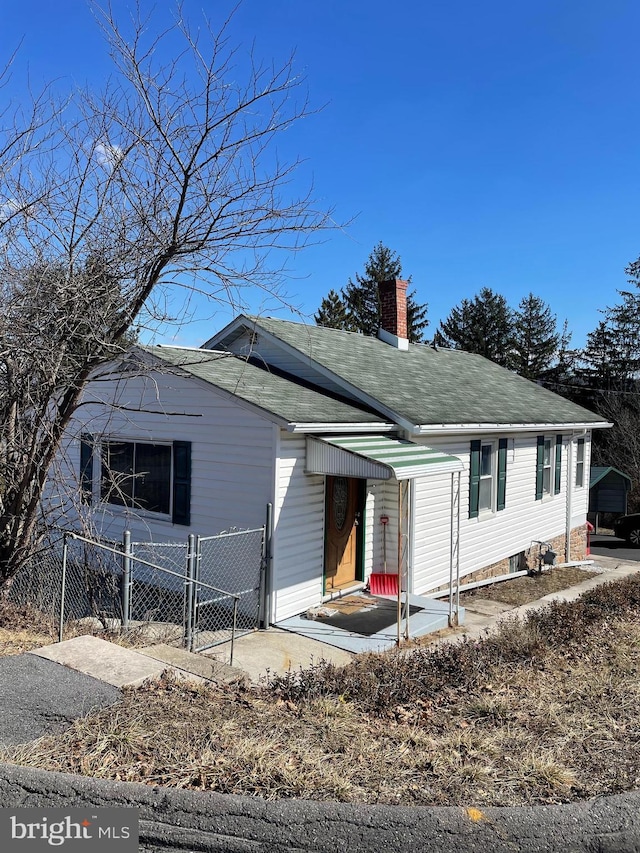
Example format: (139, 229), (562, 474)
(306, 435), (463, 481)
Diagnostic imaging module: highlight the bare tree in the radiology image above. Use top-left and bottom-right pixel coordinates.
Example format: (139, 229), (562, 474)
(0, 2), (334, 584)
(592, 389), (640, 512)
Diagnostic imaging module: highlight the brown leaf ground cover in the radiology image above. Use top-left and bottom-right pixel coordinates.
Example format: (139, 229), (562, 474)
(460, 565), (599, 607)
(3, 574), (640, 806)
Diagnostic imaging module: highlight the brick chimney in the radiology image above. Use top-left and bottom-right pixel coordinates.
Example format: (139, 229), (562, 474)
(378, 278), (409, 350)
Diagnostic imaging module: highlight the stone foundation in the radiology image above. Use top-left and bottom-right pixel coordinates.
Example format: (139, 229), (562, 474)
(430, 524), (589, 593)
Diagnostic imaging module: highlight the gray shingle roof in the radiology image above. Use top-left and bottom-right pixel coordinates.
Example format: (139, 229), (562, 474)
(590, 466), (632, 488)
(238, 316), (606, 427)
(144, 346), (386, 427)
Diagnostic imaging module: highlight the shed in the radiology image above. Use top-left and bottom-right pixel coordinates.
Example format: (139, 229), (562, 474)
(589, 466), (632, 528)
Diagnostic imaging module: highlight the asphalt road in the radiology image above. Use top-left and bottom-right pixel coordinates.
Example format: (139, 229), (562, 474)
(0, 654), (120, 746)
(590, 533), (640, 563)
(1, 762), (640, 853)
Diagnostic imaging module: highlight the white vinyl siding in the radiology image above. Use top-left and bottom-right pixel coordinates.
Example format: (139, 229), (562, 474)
(49, 369), (276, 545)
(272, 432), (326, 621)
(412, 432), (590, 595)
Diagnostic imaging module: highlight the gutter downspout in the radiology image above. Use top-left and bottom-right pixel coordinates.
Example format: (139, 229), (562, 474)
(566, 430), (587, 563)
(566, 436), (572, 563)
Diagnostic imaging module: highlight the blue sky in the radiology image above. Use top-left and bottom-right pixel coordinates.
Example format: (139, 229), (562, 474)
(3, 0), (640, 349)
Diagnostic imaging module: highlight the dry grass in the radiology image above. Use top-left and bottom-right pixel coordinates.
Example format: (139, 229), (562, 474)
(0, 600), (149, 658)
(3, 574), (640, 807)
(460, 565), (599, 607)
(0, 627), (54, 656)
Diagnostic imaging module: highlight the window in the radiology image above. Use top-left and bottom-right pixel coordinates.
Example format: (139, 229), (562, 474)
(575, 438), (585, 487)
(469, 438), (508, 518)
(90, 439), (191, 525)
(536, 435), (562, 500)
(478, 444), (493, 512)
(101, 441), (172, 513)
(509, 552), (524, 573)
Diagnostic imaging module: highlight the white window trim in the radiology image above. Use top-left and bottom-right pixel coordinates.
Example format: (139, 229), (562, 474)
(575, 439), (586, 489)
(478, 440), (497, 516)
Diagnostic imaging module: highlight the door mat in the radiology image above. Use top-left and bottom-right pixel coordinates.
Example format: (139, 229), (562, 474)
(316, 594), (421, 637)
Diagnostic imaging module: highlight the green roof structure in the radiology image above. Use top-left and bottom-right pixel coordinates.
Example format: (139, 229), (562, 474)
(216, 316), (608, 430)
(144, 345), (388, 429)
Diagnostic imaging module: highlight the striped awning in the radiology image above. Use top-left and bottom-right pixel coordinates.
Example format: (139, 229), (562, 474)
(306, 435), (463, 481)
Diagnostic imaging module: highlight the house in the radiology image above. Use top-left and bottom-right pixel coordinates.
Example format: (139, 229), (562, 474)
(53, 279), (610, 629)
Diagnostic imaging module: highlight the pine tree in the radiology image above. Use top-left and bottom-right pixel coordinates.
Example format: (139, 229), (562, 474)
(509, 293), (560, 380)
(314, 289), (353, 330)
(437, 288), (512, 367)
(315, 242), (429, 342)
(540, 319), (576, 389)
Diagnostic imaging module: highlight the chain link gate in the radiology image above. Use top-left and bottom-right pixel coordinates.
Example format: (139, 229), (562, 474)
(188, 526), (266, 655)
(38, 520), (269, 663)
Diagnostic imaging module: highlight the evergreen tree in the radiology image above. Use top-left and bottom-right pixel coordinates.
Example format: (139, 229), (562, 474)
(540, 319), (576, 389)
(315, 242), (429, 342)
(437, 288), (512, 367)
(509, 293), (560, 380)
(314, 289), (353, 330)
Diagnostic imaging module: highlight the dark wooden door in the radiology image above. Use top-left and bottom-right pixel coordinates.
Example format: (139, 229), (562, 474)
(324, 476), (361, 591)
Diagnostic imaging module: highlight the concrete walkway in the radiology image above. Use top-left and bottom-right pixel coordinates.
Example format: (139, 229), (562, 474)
(457, 554), (640, 641)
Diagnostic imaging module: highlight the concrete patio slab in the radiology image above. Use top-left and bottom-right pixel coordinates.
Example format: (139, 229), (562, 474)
(204, 627), (354, 683)
(275, 591), (462, 654)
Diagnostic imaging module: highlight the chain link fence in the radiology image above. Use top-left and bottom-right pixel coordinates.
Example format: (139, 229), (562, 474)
(8, 518), (268, 663)
(128, 539), (190, 645)
(192, 527), (266, 652)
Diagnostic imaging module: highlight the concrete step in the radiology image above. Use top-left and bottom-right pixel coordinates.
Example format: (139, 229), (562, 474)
(139, 644), (248, 685)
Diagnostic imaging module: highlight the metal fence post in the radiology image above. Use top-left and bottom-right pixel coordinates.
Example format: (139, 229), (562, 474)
(260, 503), (273, 629)
(122, 531), (132, 631)
(59, 533), (69, 643)
(185, 533), (196, 651)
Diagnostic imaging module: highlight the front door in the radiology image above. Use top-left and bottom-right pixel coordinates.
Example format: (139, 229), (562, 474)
(324, 476), (363, 592)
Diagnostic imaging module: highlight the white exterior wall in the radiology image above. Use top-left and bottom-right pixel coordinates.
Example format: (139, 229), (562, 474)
(47, 369), (277, 545)
(271, 435), (396, 622)
(411, 431), (593, 594)
(366, 480), (399, 575)
(272, 432), (325, 621)
(568, 433), (592, 528)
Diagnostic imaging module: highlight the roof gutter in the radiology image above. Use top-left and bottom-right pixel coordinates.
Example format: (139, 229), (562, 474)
(287, 422), (395, 434)
(413, 421), (613, 436)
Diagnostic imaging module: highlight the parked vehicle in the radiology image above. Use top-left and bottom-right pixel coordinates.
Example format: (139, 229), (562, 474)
(613, 513), (640, 546)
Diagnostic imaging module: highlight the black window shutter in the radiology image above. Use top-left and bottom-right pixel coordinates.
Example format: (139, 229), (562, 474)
(497, 438), (508, 511)
(535, 435), (545, 501)
(469, 440), (481, 519)
(80, 434), (94, 503)
(172, 441), (192, 526)
(554, 434), (563, 494)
